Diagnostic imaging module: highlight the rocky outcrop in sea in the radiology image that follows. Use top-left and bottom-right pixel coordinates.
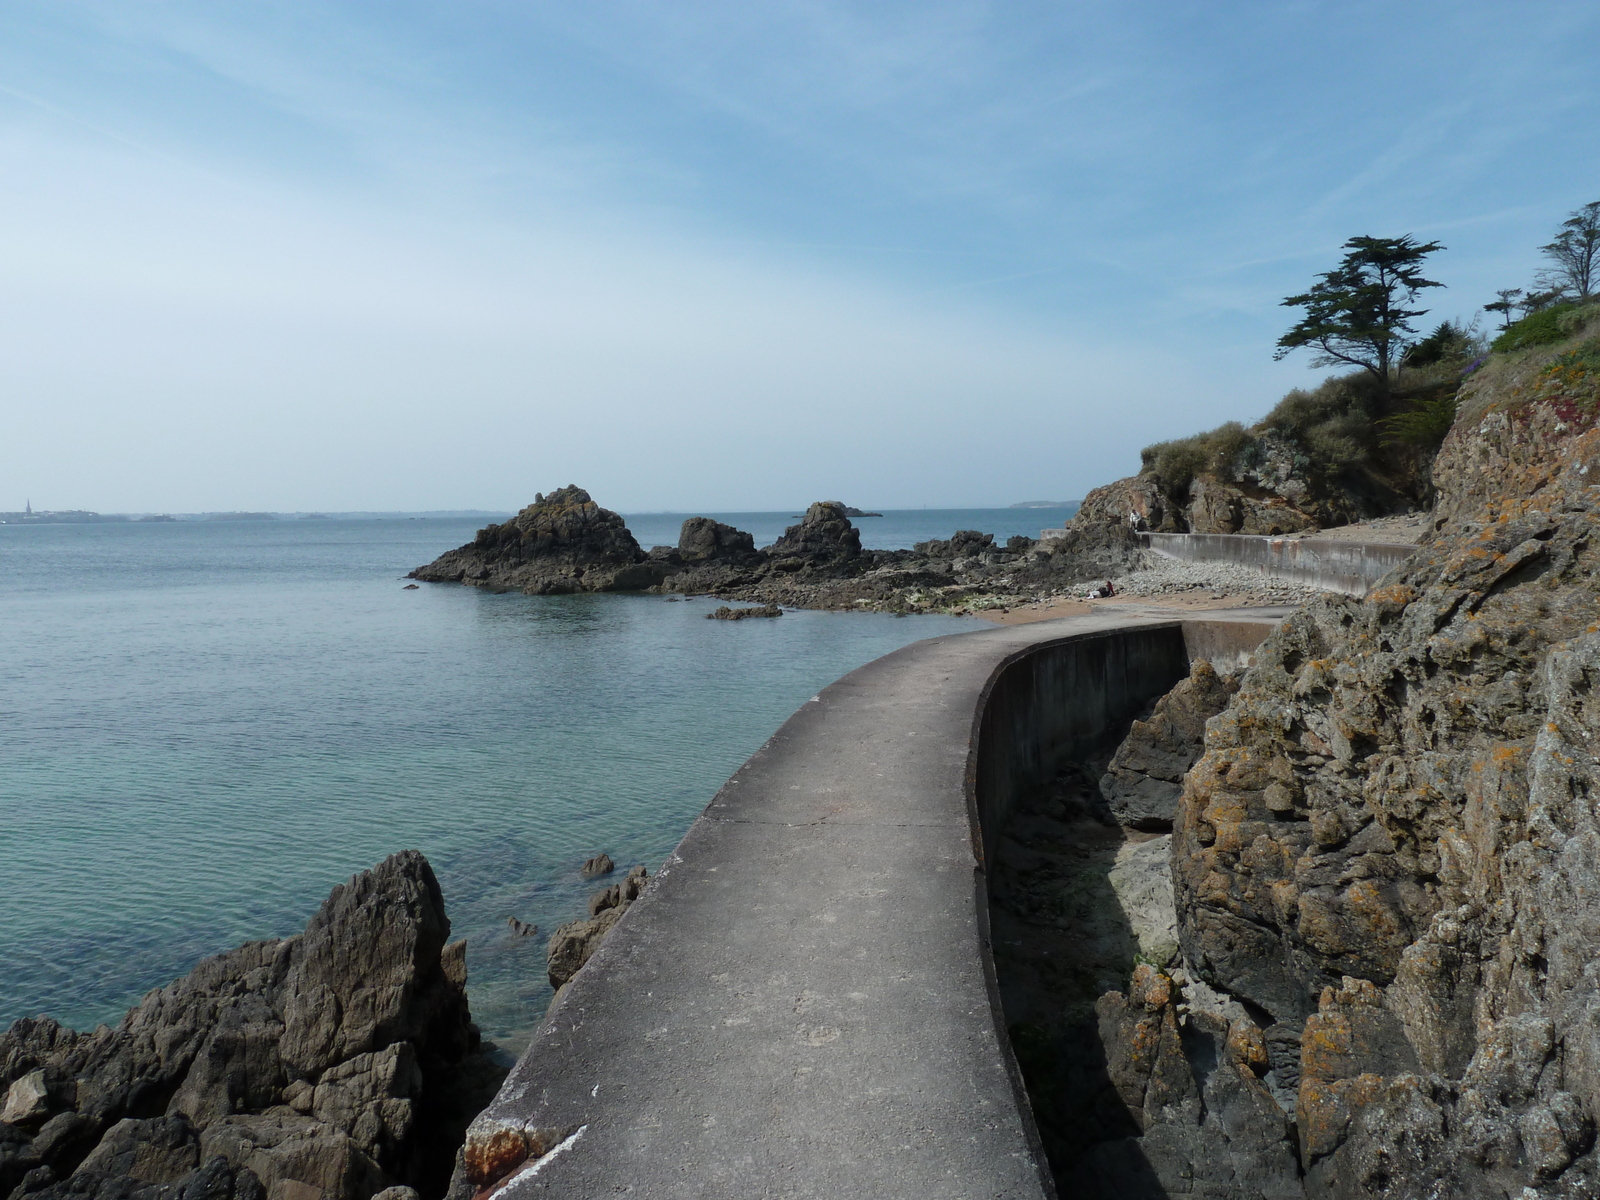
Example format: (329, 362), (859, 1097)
(410, 495), (1147, 614)
(406, 487), (661, 594)
(0, 853), (506, 1200)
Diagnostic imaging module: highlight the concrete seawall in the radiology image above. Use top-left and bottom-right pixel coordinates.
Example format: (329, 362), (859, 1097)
(465, 609), (1283, 1198)
(1140, 531), (1415, 595)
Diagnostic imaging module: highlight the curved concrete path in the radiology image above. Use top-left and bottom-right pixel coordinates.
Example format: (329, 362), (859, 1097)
(469, 609), (1285, 1199)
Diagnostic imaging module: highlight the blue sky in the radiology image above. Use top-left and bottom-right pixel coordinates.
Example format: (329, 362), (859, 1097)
(3, 1), (1597, 512)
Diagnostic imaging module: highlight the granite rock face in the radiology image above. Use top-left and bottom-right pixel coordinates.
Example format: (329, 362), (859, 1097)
(408, 487), (661, 594)
(0, 853), (505, 1200)
(1099, 659), (1239, 830)
(1086, 322), (1600, 1196)
(1185, 476), (1320, 536)
(1073, 460), (1321, 537)
(1074, 474), (1183, 534)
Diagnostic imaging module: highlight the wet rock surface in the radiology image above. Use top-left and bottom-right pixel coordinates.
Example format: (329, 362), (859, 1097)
(0, 853), (506, 1200)
(705, 604), (781, 620)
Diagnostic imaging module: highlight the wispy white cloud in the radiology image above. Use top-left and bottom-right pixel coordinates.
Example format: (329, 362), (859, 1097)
(1, 0), (1597, 509)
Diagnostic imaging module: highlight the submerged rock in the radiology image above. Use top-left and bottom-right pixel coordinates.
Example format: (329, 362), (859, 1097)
(546, 867), (649, 991)
(0, 853), (507, 1200)
(706, 604), (781, 620)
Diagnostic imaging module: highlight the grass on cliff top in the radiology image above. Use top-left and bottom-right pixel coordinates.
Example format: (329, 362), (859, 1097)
(1454, 305), (1600, 429)
(1490, 300), (1600, 354)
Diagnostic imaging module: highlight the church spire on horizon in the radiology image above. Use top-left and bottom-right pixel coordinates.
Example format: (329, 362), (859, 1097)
(25, 498), (31, 516)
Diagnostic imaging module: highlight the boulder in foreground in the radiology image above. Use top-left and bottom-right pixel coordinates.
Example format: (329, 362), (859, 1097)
(0, 852), (506, 1200)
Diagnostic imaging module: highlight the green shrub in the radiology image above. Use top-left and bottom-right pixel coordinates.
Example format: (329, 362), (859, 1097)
(1139, 421), (1249, 492)
(1258, 373), (1385, 478)
(1380, 394), (1458, 447)
(1402, 321), (1476, 369)
(1302, 411), (1369, 471)
(1490, 303), (1594, 353)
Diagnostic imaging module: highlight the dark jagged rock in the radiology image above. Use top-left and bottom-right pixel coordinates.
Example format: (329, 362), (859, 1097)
(74, 1116), (201, 1185)
(766, 502), (861, 567)
(1080, 965), (1301, 1198)
(578, 854), (613, 878)
(1099, 660), (1239, 831)
(914, 530), (994, 558)
(406, 487), (1138, 614)
(676, 518), (759, 564)
(0, 853), (507, 1200)
(407, 487), (662, 594)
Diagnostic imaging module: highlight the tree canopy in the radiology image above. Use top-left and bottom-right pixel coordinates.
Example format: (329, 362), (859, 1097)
(1275, 235), (1444, 389)
(1538, 200), (1600, 300)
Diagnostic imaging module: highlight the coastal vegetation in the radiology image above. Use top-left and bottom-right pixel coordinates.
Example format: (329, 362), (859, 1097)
(1119, 203), (1600, 536)
(1274, 234), (1445, 391)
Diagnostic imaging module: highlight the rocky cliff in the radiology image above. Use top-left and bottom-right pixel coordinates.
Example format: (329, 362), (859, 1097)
(1069, 362), (1460, 541)
(0, 853), (505, 1200)
(1069, 313), (1600, 1195)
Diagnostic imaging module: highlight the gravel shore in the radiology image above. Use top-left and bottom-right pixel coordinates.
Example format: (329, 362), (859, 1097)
(1103, 558), (1326, 606)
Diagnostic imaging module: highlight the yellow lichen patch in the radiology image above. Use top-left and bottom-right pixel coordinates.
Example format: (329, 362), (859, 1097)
(1298, 1074), (1387, 1162)
(1270, 880), (1300, 925)
(1343, 879), (1408, 948)
(1366, 584), (1417, 607)
(1301, 1012), (1353, 1078)
(1227, 1020), (1270, 1073)
(1296, 893), (1351, 956)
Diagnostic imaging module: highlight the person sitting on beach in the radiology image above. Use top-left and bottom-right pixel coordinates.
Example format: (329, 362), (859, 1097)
(1102, 579), (1115, 597)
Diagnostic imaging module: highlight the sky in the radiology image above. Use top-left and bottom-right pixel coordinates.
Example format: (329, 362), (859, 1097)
(2, 1), (1597, 513)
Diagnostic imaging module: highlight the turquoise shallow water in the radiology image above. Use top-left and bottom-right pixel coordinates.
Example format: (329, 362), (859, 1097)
(0, 513), (1046, 1049)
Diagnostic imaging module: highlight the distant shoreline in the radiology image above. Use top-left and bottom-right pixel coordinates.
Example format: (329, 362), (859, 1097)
(2, 504), (1081, 526)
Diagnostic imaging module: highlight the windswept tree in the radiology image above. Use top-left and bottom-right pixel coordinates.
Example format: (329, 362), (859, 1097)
(1537, 200), (1600, 300)
(1275, 235), (1445, 392)
(1484, 287), (1524, 330)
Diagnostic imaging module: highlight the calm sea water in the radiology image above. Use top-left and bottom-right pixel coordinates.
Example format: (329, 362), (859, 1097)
(0, 510), (1062, 1049)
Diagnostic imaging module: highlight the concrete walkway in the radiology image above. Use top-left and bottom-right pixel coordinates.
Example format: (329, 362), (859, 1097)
(468, 609), (1287, 1199)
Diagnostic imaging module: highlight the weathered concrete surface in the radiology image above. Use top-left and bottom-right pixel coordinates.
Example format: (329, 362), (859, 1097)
(1141, 533), (1412, 595)
(470, 609), (1285, 1199)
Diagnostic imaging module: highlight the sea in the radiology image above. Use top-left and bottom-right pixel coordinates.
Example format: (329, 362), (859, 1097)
(0, 507), (1075, 1051)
